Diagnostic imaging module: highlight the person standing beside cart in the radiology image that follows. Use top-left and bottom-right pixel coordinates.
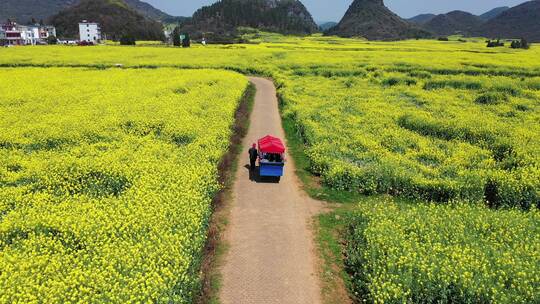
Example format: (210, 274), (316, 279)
(248, 143), (258, 171)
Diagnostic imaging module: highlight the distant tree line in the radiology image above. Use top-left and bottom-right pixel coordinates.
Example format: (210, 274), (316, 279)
(486, 38), (530, 49)
(486, 39), (505, 47)
(120, 35), (136, 45)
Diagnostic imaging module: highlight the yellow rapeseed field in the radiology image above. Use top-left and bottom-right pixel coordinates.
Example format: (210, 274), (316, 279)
(1, 37), (538, 207)
(0, 34), (538, 302)
(346, 200), (540, 304)
(0, 68), (247, 302)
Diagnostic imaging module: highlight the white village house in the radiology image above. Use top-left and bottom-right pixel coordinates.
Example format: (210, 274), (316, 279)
(79, 21), (101, 43)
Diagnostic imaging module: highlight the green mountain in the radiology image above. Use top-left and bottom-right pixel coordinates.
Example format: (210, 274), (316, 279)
(479, 6), (509, 21)
(0, 0), (77, 23)
(326, 0), (431, 40)
(123, 0), (176, 22)
(475, 0), (540, 42)
(0, 0), (178, 23)
(407, 14), (436, 25)
(51, 0), (164, 40)
(423, 11), (484, 36)
(178, 0), (318, 42)
(318, 21), (338, 31)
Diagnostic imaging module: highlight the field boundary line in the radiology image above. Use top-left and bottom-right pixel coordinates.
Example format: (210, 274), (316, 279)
(196, 82), (256, 304)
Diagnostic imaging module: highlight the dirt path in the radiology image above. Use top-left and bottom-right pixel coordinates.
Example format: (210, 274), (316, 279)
(219, 77), (325, 303)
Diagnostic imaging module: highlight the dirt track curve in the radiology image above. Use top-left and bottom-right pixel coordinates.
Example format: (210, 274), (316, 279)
(219, 77), (324, 304)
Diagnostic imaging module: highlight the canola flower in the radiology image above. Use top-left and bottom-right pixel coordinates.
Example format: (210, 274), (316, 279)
(0, 68), (248, 302)
(345, 200), (540, 304)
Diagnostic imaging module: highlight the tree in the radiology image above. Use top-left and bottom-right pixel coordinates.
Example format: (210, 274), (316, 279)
(47, 35), (58, 45)
(487, 39), (504, 48)
(182, 33), (191, 48)
(511, 40), (518, 48)
(510, 38), (530, 50)
(120, 35), (136, 45)
(172, 27), (181, 46)
(520, 38), (529, 49)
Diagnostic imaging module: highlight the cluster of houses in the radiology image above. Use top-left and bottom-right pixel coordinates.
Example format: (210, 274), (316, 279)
(0, 20), (102, 46)
(0, 22), (56, 46)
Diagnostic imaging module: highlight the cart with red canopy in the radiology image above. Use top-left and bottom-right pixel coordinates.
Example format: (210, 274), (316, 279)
(258, 135), (286, 178)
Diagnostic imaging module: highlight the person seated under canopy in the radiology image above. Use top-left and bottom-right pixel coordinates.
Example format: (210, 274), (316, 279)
(259, 151), (284, 163)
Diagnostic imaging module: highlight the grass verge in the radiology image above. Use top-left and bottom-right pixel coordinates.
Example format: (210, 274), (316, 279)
(278, 100), (362, 303)
(196, 82), (256, 304)
(316, 205), (357, 304)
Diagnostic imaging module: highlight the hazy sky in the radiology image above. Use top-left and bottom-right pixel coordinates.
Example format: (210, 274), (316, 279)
(143, 0), (528, 21)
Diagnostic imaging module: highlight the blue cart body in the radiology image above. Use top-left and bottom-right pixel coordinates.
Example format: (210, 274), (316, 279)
(259, 162), (285, 177)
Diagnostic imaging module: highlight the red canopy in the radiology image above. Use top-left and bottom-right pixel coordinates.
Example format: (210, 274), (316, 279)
(258, 135), (285, 154)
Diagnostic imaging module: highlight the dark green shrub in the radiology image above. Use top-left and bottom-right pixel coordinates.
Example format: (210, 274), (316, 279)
(343, 78), (357, 88)
(511, 39), (530, 49)
(515, 104), (530, 112)
(382, 77), (399, 86)
(171, 134), (194, 146)
(520, 38), (529, 50)
(424, 80), (482, 90)
(485, 172), (539, 210)
(76, 171), (131, 198)
(120, 35), (136, 46)
(474, 92), (509, 105)
(382, 77), (417, 87)
(493, 85), (521, 96)
(37, 169), (132, 198)
(486, 39), (504, 47)
(397, 114), (500, 149)
(47, 35), (58, 45)
(525, 80), (540, 90)
(407, 70), (432, 79)
(182, 33), (191, 48)
(521, 38), (530, 49)
(171, 27), (185, 47)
